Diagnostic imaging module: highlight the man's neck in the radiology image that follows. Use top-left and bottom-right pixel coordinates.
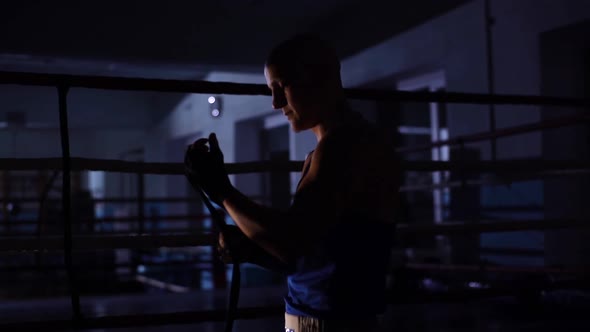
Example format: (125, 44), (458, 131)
(311, 100), (350, 142)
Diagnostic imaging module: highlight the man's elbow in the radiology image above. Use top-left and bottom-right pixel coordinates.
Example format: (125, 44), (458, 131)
(242, 226), (266, 244)
(248, 231), (295, 266)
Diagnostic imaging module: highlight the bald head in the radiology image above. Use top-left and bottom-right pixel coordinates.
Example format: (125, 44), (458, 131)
(265, 34), (342, 87)
(264, 35), (348, 135)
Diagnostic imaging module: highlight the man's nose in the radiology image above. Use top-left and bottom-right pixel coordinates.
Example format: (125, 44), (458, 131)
(272, 93), (287, 109)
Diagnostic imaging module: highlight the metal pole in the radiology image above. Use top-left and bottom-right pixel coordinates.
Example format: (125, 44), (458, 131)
(57, 84), (82, 321)
(3, 171), (9, 234)
(138, 173), (145, 233)
(485, 0), (497, 161)
(134, 172), (146, 279)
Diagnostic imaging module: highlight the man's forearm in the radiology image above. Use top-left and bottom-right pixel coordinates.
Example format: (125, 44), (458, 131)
(242, 239), (294, 273)
(221, 186), (293, 263)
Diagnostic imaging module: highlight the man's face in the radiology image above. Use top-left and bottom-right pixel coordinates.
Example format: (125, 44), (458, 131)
(264, 65), (321, 132)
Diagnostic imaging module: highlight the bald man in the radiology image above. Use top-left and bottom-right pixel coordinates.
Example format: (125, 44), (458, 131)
(185, 34), (399, 332)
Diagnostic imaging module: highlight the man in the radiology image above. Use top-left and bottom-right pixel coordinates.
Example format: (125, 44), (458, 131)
(185, 34), (399, 332)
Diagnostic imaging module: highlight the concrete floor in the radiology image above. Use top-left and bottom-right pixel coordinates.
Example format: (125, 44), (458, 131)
(1, 287), (589, 331)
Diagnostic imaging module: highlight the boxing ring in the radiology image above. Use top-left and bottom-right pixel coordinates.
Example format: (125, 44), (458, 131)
(0, 71), (589, 330)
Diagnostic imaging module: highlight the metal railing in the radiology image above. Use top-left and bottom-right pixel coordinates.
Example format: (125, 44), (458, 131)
(1, 70), (589, 328)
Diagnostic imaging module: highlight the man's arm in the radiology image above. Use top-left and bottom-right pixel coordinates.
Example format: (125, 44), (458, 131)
(221, 136), (349, 264)
(219, 225), (294, 273)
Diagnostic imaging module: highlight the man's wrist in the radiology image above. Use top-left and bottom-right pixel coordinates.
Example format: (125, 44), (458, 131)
(217, 182), (234, 205)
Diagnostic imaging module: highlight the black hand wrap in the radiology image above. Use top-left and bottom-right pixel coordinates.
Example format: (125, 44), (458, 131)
(183, 133), (240, 332)
(184, 133), (232, 206)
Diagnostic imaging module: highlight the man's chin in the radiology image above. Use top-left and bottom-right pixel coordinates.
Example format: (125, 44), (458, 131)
(290, 124), (307, 133)
(290, 120), (313, 133)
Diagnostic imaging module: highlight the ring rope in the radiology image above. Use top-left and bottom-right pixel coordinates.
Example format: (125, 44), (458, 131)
(1, 218), (587, 252)
(397, 113), (590, 154)
(404, 263), (589, 275)
(0, 234), (216, 251)
(398, 169), (590, 192)
(1, 70), (589, 108)
(1, 167), (588, 203)
(2, 158), (590, 174)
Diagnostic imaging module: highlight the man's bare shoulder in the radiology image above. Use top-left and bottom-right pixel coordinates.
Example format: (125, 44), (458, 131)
(318, 122), (395, 164)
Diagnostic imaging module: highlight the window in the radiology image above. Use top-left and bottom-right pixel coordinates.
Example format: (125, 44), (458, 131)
(397, 71), (450, 262)
(397, 71), (448, 224)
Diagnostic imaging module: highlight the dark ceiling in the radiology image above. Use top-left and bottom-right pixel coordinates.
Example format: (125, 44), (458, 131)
(0, 0), (470, 79)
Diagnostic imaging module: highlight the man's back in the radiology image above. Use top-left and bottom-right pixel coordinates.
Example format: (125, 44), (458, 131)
(286, 110), (398, 318)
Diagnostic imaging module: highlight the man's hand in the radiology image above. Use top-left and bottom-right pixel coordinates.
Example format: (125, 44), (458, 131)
(184, 133), (232, 206)
(217, 225), (246, 264)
